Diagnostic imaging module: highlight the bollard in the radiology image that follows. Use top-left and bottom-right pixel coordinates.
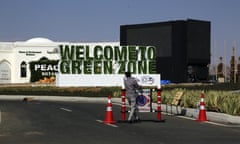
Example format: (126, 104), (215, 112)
(121, 89), (126, 121)
(157, 88), (161, 121)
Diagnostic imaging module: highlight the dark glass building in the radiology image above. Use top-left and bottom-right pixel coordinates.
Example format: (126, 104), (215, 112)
(120, 19), (210, 82)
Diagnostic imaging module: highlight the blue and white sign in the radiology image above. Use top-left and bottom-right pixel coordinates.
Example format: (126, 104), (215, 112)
(136, 89), (152, 112)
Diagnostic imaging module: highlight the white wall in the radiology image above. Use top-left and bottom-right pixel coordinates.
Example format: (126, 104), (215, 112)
(12, 43), (59, 83)
(0, 43), (14, 83)
(0, 39), (60, 83)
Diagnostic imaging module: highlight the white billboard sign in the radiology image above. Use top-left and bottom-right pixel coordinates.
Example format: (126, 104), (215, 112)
(56, 43), (160, 87)
(56, 74), (160, 87)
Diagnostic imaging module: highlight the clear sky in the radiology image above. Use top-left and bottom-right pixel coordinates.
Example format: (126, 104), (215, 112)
(0, 0), (240, 65)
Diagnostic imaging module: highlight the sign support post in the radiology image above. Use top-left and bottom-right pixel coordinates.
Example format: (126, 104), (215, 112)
(120, 75), (162, 122)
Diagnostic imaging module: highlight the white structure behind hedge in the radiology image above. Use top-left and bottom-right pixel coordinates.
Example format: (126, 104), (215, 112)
(0, 38), (59, 83)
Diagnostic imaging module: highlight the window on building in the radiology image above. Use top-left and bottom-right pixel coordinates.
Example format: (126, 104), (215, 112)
(20, 61), (27, 77)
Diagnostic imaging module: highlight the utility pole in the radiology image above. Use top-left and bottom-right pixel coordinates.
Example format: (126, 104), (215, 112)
(224, 40), (227, 82)
(230, 47), (236, 83)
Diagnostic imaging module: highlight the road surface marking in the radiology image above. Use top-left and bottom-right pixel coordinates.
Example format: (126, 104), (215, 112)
(205, 121), (240, 127)
(24, 131), (44, 136)
(96, 119), (118, 128)
(176, 115), (196, 120)
(176, 115), (240, 127)
(60, 107), (72, 112)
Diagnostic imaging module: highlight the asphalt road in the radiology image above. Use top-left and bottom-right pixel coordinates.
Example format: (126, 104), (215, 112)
(0, 100), (240, 144)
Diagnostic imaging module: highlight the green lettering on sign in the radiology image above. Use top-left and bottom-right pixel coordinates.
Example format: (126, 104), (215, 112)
(60, 60), (70, 74)
(94, 45), (103, 60)
(128, 46), (137, 60)
(118, 61), (125, 74)
(84, 61), (92, 74)
(76, 45), (84, 60)
(104, 61), (112, 74)
(86, 45), (93, 60)
(139, 46), (146, 60)
(94, 61), (102, 74)
(127, 61), (136, 73)
(149, 61), (156, 74)
(138, 61), (147, 74)
(147, 46), (156, 60)
(59, 45), (157, 75)
(114, 46), (127, 61)
(72, 60), (82, 74)
(104, 46), (113, 60)
(60, 45), (74, 60)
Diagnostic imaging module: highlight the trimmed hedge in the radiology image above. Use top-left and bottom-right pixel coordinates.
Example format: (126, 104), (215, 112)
(0, 86), (120, 97)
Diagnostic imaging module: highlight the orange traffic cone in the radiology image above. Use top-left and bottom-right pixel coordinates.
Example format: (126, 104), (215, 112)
(197, 93), (207, 122)
(104, 96), (116, 124)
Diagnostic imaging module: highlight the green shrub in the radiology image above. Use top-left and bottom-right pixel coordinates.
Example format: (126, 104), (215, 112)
(151, 88), (240, 116)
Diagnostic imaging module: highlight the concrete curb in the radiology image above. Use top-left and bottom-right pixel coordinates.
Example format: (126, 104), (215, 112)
(157, 103), (240, 125)
(0, 95), (108, 103)
(1, 95), (240, 124)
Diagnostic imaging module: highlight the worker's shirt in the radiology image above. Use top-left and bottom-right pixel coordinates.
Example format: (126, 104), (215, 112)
(124, 77), (140, 100)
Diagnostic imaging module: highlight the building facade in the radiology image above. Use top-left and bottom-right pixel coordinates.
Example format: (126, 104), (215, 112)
(120, 19), (211, 82)
(0, 38), (60, 84)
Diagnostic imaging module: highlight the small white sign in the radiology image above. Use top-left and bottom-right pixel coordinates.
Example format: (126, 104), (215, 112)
(136, 89), (152, 112)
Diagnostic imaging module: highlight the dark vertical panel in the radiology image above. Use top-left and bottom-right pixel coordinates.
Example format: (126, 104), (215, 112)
(120, 19), (210, 82)
(121, 24), (172, 57)
(187, 19), (211, 63)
